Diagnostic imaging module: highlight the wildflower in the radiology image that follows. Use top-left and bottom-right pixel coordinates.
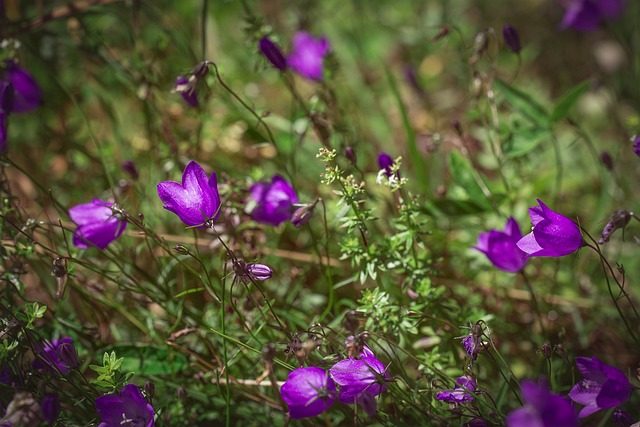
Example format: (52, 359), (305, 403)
(32, 337), (78, 375)
(377, 152), (395, 178)
(172, 61), (209, 107)
(329, 354), (388, 415)
(502, 24), (522, 53)
(259, 37), (287, 71)
(560, 0), (624, 32)
(612, 409), (634, 427)
(506, 380), (578, 427)
(95, 384), (154, 427)
(516, 199), (582, 258)
(632, 135), (640, 157)
(69, 199), (127, 249)
(599, 209), (632, 244)
(247, 175), (298, 226)
(245, 263), (273, 281)
(41, 394), (60, 425)
(291, 200), (318, 227)
(157, 161), (221, 227)
(568, 356), (632, 418)
(473, 217), (527, 273)
(2, 60), (41, 113)
(280, 367), (336, 419)
(0, 80), (13, 113)
(436, 376), (477, 403)
(287, 31), (330, 80)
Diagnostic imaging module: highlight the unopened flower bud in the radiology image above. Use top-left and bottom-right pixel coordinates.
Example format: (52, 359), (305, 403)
(246, 263), (273, 281)
(57, 341), (79, 369)
(174, 245), (190, 255)
(451, 119), (463, 137)
(599, 151), (613, 171)
(613, 409), (633, 427)
(41, 394), (60, 424)
(502, 24), (521, 53)
(259, 37), (287, 71)
(599, 209), (632, 244)
(431, 25), (450, 41)
(144, 380), (155, 398)
(291, 201), (317, 227)
(540, 342), (553, 359)
(344, 146), (356, 164)
(122, 160), (139, 180)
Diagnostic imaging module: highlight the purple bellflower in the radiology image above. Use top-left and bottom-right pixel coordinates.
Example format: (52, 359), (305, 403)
(502, 24), (522, 53)
(377, 152), (396, 178)
(560, 0), (624, 31)
(3, 60), (41, 113)
(95, 384), (154, 427)
(632, 135), (640, 157)
(259, 37), (288, 71)
(473, 217), (527, 273)
(247, 175), (298, 226)
(245, 263), (273, 281)
(172, 61), (210, 108)
(287, 31), (330, 80)
(516, 199), (582, 258)
(507, 380), (578, 427)
(69, 199), (127, 250)
(329, 354), (388, 415)
(436, 376), (477, 403)
(32, 337), (78, 375)
(568, 356), (632, 418)
(41, 394), (60, 425)
(157, 161), (221, 227)
(280, 367), (336, 419)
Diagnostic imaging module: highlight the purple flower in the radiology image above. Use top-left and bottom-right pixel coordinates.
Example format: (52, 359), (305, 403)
(436, 376), (477, 403)
(473, 217), (527, 273)
(377, 152), (395, 178)
(259, 37), (287, 71)
(291, 200), (317, 227)
(0, 80), (14, 113)
(245, 263), (273, 281)
(157, 161), (221, 227)
(173, 75), (198, 107)
(95, 384), (154, 427)
(560, 0), (624, 31)
(32, 337), (78, 375)
(568, 356), (632, 418)
(69, 199), (127, 250)
(632, 135), (640, 157)
(613, 409), (634, 427)
(2, 60), (41, 113)
(502, 24), (522, 53)
(462, 334), (480, 361)
(287, 31), (330, 80)
(506, 380), (578, 427)
(329, 354), (388, 414)
(280, 367), (336, 419)
(247, 175), (298, 226)
(516, 199), (582, 258)
(41, 394), (60, 425)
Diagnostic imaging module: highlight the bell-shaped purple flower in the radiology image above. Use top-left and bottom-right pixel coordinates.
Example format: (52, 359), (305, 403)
(32, 337), (78, 375)
(173, 75), (198, 107)
(287, 31), (330, 80)
(632, 135), (640, 157)
(436, 376), (477, 403)
(560, 0), (624, 32)
(473, 217), (527, 273)
(95, 384), (154, 427)
(157, 161), (221, 227)
(259, 37), (287, 71)
(377, 152), (395, 178)
(41, 394), (60, 425)
(507, 380), (578, 427)
(516, 199), (582, 258)
(3, 60), (41, 113)
(568, 356), (632, 418)
(502, 24), (522, 53)
(280, 367), (336, 419)
(248, 175), (298, 226)
(69, 199), (127, 250)
(329, 355), (388, 407)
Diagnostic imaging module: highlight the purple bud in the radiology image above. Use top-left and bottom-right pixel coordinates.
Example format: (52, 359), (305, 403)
(246, 263), (273, 281)
(599, 151), (614, 170)
(144, 380), (155, 398)
(121, 160), (139, 180)
(613, 409), (634, 427)
(632, 135), (640, 157)
(0, 80), (14, 113)
(173, 75), (198, 107)
(291, 202), (316, 227)
(451, 119), (463, 137)
(3, 60), (42, 113)
(344, 146), (357, 164)
(41, 394), (60, 425)
(540, 342), (553, 359)
(57, 341), (79, 369)
(259, 37), (287, 71)
(502, 24), (522, 53)
(377, 152), (395, 177)
(599, 209), (632, 244)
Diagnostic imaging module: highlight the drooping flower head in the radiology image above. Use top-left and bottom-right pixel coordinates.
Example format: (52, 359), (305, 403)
(436, 376), (477, 403)
(516, 199), (582, 258)
(69, 199), (127, 250)
(172, 61), (210, 108)
(506, 380), (578, 427)
(32, 337), (78, 375)
(280, 367), (336, 419)
(474, 217), (527, 273)
(287, 31), (330, 80)
(377, 152), (395, 178)
(568, 356), (632, 418)
(2, 60), (41, 113)
(560, 0), (625, 31)
(157, 161), (221, 227)
(95, 384), (154, 427)
(329, 353), (388, 415)
(247, 175), (298, 226)
(502, 24), (522, 53)
(259, 37), (288, 71)
(632, 135), (640, 157)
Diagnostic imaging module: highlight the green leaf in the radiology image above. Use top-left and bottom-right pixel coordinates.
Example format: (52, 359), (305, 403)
(503, 127), (550, 158)
(448, 151), (492, 209)
(112, 345), (189, 376)
(494, 79), (549, 128)
(549, 80), (591, 124)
